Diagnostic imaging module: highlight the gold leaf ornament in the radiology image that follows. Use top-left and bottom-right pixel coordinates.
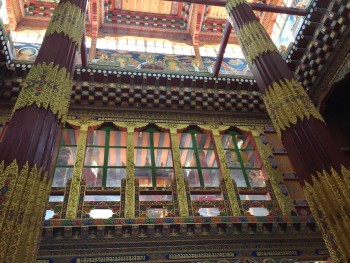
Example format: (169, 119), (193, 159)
(13, 63), (73, 122)
(262, 79), (324, 137)
(45, 1), (85, 49)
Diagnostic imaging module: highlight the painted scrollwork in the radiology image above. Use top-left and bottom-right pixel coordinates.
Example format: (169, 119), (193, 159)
(170, 128), (189, 217)
(65, 125), (88, 219)
(212, 129), (240, 215)
(125, 127), (135, 218)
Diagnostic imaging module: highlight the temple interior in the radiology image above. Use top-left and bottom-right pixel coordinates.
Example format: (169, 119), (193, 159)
(0, 0), (349, 262)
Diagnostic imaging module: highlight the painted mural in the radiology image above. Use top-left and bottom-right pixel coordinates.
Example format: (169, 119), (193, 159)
(13, 42), (40, 61)
(276, 0), (311, 53)
(12, 43), (251, 76)
(93, 48), (252, 76)
(92, 49), (198, 72)
(202, 56), (252, 76)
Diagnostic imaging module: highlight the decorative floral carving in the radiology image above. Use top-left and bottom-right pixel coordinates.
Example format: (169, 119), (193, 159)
(13, 63), (73, 122)
(263, 79), (324, 137)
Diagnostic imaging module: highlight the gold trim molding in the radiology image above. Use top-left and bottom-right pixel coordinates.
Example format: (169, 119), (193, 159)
(253, 127), (295, 215)
(262, 79), (324, 137)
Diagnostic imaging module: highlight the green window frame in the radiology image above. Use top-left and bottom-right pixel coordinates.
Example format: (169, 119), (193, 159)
(221, 131), (265, 188)
(179, 129), (221, 187)
(83, 126), (127, 187)
(134, 128), (174, 187)
(52, 128), (79, 187)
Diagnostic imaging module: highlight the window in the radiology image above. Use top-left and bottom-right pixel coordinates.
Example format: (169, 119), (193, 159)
(134, 128), (174, 187)
(221, 131), (266, 188)
(52, 128), (79, 187)
(83, 126), (127, 187)
(179, 130), (221, 187)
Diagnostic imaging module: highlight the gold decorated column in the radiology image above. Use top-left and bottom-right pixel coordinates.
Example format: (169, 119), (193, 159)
(212, 129), (240, 215)
(169, 128), (189, 217)
(226, 0), (350, 260)
(0, 0), (88, 261)
(125, 126), (135, 218)
(65, 124), (88, 219)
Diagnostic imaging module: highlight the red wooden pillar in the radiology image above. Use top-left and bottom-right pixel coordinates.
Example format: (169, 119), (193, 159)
(225, 0), (350, 261)
(0, 0), (88, 261)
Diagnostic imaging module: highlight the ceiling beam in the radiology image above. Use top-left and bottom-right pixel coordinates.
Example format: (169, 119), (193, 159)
(81, 30), (88, 68)
(191, 4), (206, 46)
(164, 0), (308, 16)
(213, 20), (232, 77)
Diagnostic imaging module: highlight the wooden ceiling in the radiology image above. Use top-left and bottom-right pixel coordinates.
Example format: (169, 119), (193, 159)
(118, 0), (174, 15)
(207, 6), (227, 19)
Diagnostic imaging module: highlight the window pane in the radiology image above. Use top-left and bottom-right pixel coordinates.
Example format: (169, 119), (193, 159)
(155, 168), (174, 187)
(106, 168), (126, 187)
(198, 208), (221, 217)
(180, 149), (194, 167)
(134, 132), (151, 147)
(49, 196), (64, 202)
(109, 131), (127, 146)
(56, 147), (77, 166)
(60, 129), (79, 145)
(108, 148), (127, 166)
(154, 149), (173, 167)
(237, 134), (254, 150)
(52, 167), (73, 187)
(134, 148), (152, 166)
(84, 147), (105, 166)
(191, 194), (223, 201)
(229, 169), (247, 187)
(87, 130), (106, 146)
(140, 195), (173, 201)
(221, 134), (236, 149)
(83, 167), (103, 187)
(244, 151), (262, 168)
(45, 210), (55, 220)
(195, 133), (213, 148)
(183, 168), (200, 187)
(225, 151), (241, 168)
(202, 169), (220, 187)
(135, 168), (152, 187)
(90, 209), (113, 218)
(247, 170), (266, 187)
(239, 194), (271, 200)
(147, 208), (166, 218)
(84, 195), (120, 201)
(198, 150), (218, 168)
(153, 132), (171, 147)
(248, 207), (270, 216)
(178, 133), (193, 148)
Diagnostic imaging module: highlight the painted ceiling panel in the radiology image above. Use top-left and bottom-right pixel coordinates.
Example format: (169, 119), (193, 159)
(207, 6), (227, 19)
(121, 0), (174, 15)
